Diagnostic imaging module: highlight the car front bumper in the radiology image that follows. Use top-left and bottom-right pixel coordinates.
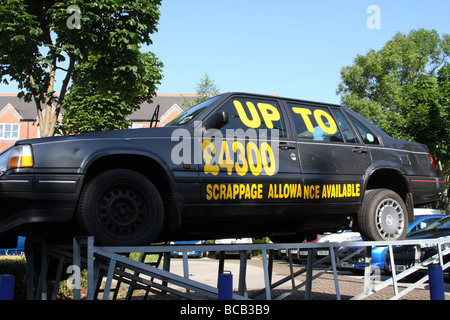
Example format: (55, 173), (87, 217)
(0, 172), (83, 234)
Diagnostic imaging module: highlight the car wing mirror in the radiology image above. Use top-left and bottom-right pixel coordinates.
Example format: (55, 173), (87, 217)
(203, 111), (229, 132)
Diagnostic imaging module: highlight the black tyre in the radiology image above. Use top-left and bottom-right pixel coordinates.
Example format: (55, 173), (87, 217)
(358, 189), (408, 241)
(77, 169), (164, 246)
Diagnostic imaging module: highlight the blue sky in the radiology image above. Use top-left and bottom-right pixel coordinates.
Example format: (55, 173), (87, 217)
(1, 0), (449, 105)
(149, 0), (450, 104)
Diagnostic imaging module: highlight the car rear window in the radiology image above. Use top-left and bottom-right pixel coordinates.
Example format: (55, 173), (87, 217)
(346, 113), (380, 145)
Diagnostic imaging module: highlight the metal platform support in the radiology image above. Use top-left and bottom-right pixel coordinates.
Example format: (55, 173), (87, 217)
(24, 237), (450, 300)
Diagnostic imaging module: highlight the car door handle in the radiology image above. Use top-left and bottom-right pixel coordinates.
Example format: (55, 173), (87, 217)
(279, 143), (295, 150)
(352, 147), (368, 154)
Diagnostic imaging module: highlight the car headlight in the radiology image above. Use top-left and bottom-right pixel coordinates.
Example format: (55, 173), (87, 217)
(0, 145), (34, 174)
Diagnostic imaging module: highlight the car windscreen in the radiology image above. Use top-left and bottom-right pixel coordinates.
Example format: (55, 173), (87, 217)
(424, 217), (450, 231)
(165, 95), (222, 126)
(0, 146), (12, 174)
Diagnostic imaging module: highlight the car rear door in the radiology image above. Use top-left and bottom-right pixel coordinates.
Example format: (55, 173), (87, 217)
(285, 102), (372, 205)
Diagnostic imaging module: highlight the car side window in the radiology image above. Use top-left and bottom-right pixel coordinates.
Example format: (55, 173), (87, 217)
(217, 98), (287, 138)
(287, 103), (343, 142)
(347, 113), (380, 145)
(410, 218), (440, 232)
(331, 109), (359, 144)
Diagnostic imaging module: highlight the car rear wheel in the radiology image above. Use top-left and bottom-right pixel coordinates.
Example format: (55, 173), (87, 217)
(77, 169), (164, 246)
(358, 189), (408, 241)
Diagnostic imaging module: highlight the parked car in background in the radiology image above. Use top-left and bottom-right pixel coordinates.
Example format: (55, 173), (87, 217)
(215, 238), (252, 259)
(385, 216), (450, 275)
(170, 240), (207, 258)
(288, 209), (445, 268)
(277, 239), (309, 261)
(314, 231), (362, 264)
(339, 210), (446, 273)
(280, 231), (360, 263)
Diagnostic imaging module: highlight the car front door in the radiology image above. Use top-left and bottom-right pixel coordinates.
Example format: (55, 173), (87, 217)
(198, 95), (302, 209)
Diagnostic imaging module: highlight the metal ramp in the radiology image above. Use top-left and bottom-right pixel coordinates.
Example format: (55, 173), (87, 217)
(25, 237), (450, 300)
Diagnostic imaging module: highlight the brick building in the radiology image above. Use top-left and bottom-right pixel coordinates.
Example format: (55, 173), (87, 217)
(0, 94), (195, 152)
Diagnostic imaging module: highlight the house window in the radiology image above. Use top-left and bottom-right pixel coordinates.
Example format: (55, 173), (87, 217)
(131, 123), (143, 129)
(0, 123), (19, 140)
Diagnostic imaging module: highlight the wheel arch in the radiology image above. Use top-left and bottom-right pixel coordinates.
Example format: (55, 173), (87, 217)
(365, 168), (414, 221)
(80, 151), (181, 232)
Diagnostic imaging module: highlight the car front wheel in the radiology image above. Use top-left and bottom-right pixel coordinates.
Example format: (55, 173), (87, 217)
(76, 169), (164, 246)
(358, 189), (408, 241)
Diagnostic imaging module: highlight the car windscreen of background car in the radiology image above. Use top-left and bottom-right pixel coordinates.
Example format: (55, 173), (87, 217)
(425, 217), (450, 230)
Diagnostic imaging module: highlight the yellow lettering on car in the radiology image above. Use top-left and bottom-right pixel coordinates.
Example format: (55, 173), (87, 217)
(232, 141), (248, 176)
(292, 107), (314, 132)
(206, 183), (361, 201)
(233, 100), (261, 128)
(260, 142), (276, 176)
(202, 141), (219, 175)
(203, 140), (276, 176)
(233, 100), (281, 129)
(206, 183), (264, 200)
(313, 109), (337, 135)
(257, 103), (280, 129)
(218, 141), (233, 175)
(292, 107), (337, 135)
(247, 142), (262, 176)
(321, 183), (361, 199)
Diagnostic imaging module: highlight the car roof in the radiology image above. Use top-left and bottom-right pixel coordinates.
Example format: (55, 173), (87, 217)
(225, 92), (343, 108)
(211, 92), (391, 140)
(412, 214), (445, 221)
(413, 208), (443, 216)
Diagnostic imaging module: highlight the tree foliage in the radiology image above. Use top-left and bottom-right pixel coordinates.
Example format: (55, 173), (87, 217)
(337, 29), (450, 202)
(181, 73), (220, 109)
(0, 0), (163, 136)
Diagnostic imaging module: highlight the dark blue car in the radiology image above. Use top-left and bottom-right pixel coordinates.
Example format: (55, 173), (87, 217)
(338, 211), (445, 273)
(386, 216), (450, 275)
(170, 240), (207, 258)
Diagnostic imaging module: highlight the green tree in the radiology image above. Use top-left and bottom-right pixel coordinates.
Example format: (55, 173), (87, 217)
(337, 29), (450, 205)
(181, 73), (220, 109)
(61, 45), (163, 134)
(0, 0), (163, 136)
